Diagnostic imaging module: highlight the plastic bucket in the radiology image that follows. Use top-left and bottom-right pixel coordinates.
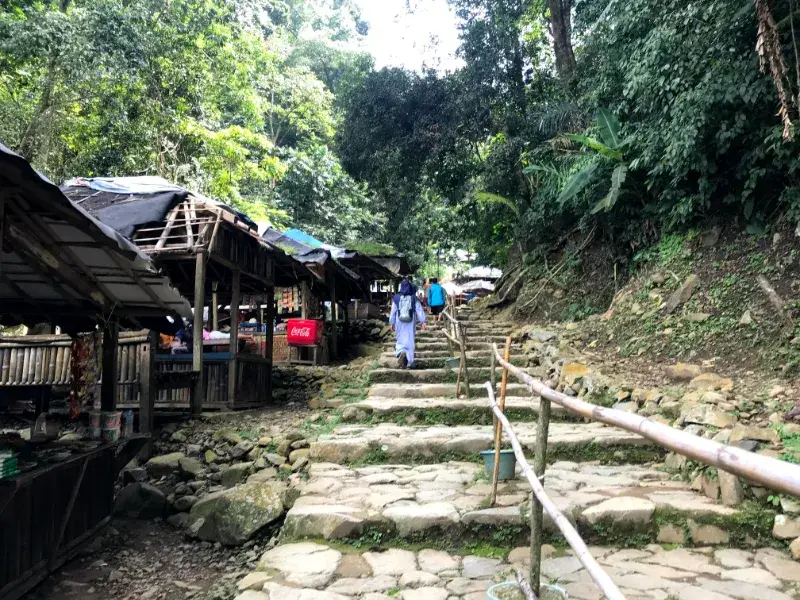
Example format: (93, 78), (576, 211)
(487, 582), (567, 600)
(102, 427), (120, 443)
(480, 449), (516, 481)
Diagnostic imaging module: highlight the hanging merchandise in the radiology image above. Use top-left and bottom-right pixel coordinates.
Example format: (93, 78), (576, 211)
(69, 331), (101, 418)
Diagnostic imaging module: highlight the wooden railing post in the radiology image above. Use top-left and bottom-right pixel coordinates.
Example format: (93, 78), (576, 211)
(490, 337), (512, 506)
(458, 322), (471, 399)
(530, 392), (551, 597)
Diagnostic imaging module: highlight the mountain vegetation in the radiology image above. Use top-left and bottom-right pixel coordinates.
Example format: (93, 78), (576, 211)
(3, 0), (800, 274)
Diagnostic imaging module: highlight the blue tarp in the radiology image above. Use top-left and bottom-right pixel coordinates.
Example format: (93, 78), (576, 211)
(283, 228), (326, 248)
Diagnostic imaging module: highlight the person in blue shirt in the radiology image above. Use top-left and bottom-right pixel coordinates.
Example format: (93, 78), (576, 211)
(427, 278), (447, 321)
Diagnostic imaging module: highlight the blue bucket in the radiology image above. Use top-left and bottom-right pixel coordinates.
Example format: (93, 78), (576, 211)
(487, 582), (567, 600)
(480, 449), (516, 481)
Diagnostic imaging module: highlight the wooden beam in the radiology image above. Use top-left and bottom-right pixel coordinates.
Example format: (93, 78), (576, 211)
(101, 317), (119, 411)
(227, 267), (240, 407)
(301, 281), (310, 319)
(328, 269), (338, 360)
(155, 204), (181, 250)
(191, 250), (206, 414)
(209, 253), (271, 286)
(212, 282), (219, 330)
(138, 331), (157, 460)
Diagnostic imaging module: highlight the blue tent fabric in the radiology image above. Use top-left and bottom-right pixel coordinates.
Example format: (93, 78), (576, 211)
(283, 229), (326, 248)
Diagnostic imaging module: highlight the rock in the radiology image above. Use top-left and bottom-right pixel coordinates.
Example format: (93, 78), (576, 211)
(761, 554), (800, 581)
(266, 453), (288, 466)
(790, 537), (800, 560)
(666, 363), (703, 381)
(258, 437), (272, 447)
(336, 554), (372, 578)
(145, 452), (185, 478)
(363, 549), (417, 576)
(581, 497), (655, 527)
(462, 556), (503, 579)
(258, 543), (341, 588)
(188, 482), (284, 545)
(681, 404), (737, 428)
(688, 520), (729, 544)
(276, 439), (293, 456)
(774, 515), (800, 539)
(291, 439), (310, 450)
(721, 567), (781, 587)
(461, 506), (521, 526)
(418, 549), (459, 574)
(665, 274), (700, 313)
(166, 512), (189, 529)
(687, 312), (711, 323)
(714, 549), (752, 569)
(173, 495), (199, 512)
(731, 439), (759, 452)
(328, 576), (397, 595)
(214, 428), (242, 445)
(400, 588), (448, 600)
(399, 572), (440, 588)
(651, 272), (667, 285)
(729, 425), (779, 444)
(238, 572), (272, 591)
(123, 467), (148, 484)
(179, 457), (203, 479)
(740, 311), (754, 326)
(204, 450), (218, 464)
(292, 457), (310, 472)
(612, 401), (638, 413)
(283, 505), (367, 540)
(231, 441), (255, 460)
(689, 373), (734, 392)
(248, 468), (278, 483)
(113, 483), (167, 519)
(770, 385), (787, 398)
(289, 448), (310, 464)
(561, 362), (589, 385)
(222, 462), (253, 488)
(701, 227), (720, 248)
(170, 431), (187, 443)
(310, 439), (371, 463)
(235, 592), (269, 600)
(383, 502), (459, 536)
(781, 497), (800, 514)
(692, 473), (719, 500)
(718, 471), (745, 506)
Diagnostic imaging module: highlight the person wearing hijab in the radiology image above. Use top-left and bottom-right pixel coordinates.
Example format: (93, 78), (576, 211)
(389, 279), (427, 369)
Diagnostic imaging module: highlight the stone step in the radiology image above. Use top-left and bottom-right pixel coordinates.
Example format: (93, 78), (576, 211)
(368, 382), (531, 399)
(381, 350), (528, 360)
(380, 355), (531, 370)
(309, 422), (660, 465)
(385, 341), (522, 352)
(350, 396), (569, 423)
(416, 333), (511, 344)
(369, 367), (539, 385)
(282, 461), (776, 552)
(239, 541), (800, 600)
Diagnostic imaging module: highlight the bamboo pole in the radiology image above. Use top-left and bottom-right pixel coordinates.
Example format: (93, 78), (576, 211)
(531, 384), (552, 596)
(490, 336), (513, 506)
(491, 345), (800, 498)
(484, 382), (626, 600)
(458, 322), (471, 399)
(191, 250), (206, 414)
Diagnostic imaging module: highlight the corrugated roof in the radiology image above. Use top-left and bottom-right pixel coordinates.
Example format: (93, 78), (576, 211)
(0, 144), (191, 332)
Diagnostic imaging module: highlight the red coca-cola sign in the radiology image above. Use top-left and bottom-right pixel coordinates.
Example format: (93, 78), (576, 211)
(286, 319), (323, 346)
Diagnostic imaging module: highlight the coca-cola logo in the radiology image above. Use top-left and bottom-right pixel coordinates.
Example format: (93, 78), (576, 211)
(290, 326), (312, 337)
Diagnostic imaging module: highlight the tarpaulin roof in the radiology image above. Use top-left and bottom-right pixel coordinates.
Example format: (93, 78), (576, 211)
(0, 144), (191, 333)
(460, 266), (502, 281)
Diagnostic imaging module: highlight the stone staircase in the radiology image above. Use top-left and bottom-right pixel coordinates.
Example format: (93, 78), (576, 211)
(236, 310), (800, 600)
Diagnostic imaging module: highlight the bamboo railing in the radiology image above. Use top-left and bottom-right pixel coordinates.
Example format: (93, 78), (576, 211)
(491, 343), (800, 498)
(440, 304), (471, 399)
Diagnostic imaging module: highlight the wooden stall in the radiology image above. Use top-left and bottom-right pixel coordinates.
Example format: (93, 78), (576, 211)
(0, 145), (188, 600)
(63, 180), (313, 412)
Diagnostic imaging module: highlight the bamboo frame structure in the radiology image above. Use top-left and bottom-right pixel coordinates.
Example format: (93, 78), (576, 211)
(485, 382), (626, 600)
(490, 336), (513, 506)
(441, 309), (471, 399)
(491, 344), (800, 498)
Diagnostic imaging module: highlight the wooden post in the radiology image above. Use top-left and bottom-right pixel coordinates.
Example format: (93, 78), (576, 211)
(490, 336), (512, 506)
(228, 267), (240, 407)
(265, 286), (275, 403)
(343, 300), (350, 349)
(301, 281), (310, 319)
(212, 282), (219, 330)
(138, 331), (157, 459)
(530, 390), (552, 597)
(458, 323), (471, 399)
(100, 317), (119, 411)
(0, 195), (5, 278)
(329, 274), (338, 360)
(191, 250), (206, 414)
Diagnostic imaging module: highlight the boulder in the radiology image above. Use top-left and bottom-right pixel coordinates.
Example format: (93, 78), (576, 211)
(214, 428), (242, 445)
(179, 457), (203, 479)
(221, 462), (253, 488)
(729, 425), (779, 444)
(231, 441), (255, 460)
(665, 363), (703, 382)
(187, 482), (284, 545)
(113, 483), (167, 519)
(173, 495), (199, 512)
(204, 449), (218, 464)
(718, 471), (745, 506)
(561, 362), (589, 385)
(687, 520), (729, 544)
(289, 448), (310, 464)
(282, 504), (368, 540)
(664, 274), (700, 313)
(790, 537), (800, 560)
(145, 452), (185, 479)
(681, 404), (737, 428)
(773, 515), (800, 540)
(237, 572), (272, 592)
(689, 373), (734, 392)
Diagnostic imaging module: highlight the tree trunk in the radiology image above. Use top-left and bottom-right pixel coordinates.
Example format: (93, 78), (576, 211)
(548, 0), (576, 81)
